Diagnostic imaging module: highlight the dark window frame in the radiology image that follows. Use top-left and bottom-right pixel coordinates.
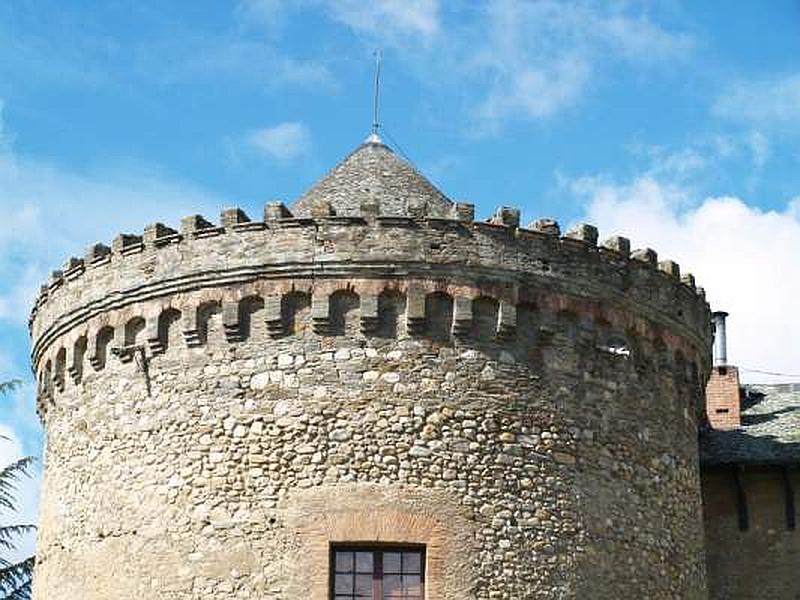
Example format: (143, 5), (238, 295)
(329, 543), (426, 600)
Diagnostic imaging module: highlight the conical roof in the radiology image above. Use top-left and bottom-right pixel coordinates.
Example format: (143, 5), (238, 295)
(292, 135), (452, 218)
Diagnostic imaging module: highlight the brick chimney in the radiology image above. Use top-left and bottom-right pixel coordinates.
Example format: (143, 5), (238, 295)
(705, 311), (741, 429)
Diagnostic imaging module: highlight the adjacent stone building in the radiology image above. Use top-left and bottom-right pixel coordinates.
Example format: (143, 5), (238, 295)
(702, 383), (800, 600)
(701, 315), (799, 600)
(27, 133), (790, 599)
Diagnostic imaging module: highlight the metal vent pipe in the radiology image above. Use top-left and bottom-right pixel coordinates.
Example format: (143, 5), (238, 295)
(712, 311), (729, 367)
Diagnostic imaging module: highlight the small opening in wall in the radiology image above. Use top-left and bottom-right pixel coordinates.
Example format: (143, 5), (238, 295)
(599, 336), (630, 357)
(430, 242), (441, 250)
(715, 408), (730, 414)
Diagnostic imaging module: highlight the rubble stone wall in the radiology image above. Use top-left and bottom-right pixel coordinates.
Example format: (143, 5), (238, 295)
(30, 206), (713, 599)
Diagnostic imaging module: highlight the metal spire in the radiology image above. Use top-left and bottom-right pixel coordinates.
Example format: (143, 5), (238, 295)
(366, 51), (383, 144)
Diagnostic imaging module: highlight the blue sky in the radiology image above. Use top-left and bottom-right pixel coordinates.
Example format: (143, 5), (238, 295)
(2, 0), (800, 539)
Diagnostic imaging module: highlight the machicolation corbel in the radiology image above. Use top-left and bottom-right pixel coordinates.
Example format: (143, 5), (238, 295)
(452, 296), (473, 337)
(359, 294), (379, 335)
(181, 308), (202, 348)
(497, 301), (517, 340)
(264, 296), (283, 338)
(223, 300), (244, 342)
(311, 293), (330, 335)
(406, 287), (426, 336)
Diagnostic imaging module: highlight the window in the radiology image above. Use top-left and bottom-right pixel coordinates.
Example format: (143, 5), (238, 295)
(331, 546), (425, 600)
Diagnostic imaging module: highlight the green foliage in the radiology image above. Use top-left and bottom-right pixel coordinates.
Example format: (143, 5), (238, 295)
(0, 558), (34, 600)
(0, 380), (35, 600)
(0, 382), (20, 397)
(0, 459), (35, 513)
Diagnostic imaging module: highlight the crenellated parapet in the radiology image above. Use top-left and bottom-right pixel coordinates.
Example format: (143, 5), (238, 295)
(30, 200), (712, 419)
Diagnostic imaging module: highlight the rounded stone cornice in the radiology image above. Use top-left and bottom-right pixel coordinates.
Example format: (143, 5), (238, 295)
(30, 208), (710, 366)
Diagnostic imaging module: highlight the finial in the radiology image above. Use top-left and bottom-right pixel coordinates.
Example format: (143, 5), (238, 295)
(370, 50), (383, 143)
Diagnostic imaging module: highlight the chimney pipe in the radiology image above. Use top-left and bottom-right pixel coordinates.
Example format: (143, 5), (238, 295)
(712, 311), (729, 367)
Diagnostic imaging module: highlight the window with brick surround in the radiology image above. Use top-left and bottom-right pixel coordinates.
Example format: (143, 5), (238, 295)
(331, 545), (425, 599)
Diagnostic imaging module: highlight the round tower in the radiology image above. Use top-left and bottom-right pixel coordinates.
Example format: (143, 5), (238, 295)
(30, 136), (713, 599)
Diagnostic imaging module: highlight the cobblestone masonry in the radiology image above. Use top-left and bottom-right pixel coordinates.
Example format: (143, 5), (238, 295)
(30, 139), (713, 599)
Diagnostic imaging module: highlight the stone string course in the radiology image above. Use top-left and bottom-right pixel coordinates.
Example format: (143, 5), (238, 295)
(30, 142), (713, 600)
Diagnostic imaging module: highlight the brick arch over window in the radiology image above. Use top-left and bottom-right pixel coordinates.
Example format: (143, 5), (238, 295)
(281, 485), (475, 600)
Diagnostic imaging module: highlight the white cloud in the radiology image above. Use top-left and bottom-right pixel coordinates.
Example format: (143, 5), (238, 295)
(0, 157), (225, 324)
(0, 99), (5, 147)
(0, 100), (227, 328)
(714, 74), (800, 125)
(235, 1), (690, 129)
(464, 0), (694, 128)
(627, 143), (709, 181)
(171, 39), (337, 91)
(0, 5), (337, 96)
(572, 175), (800, 383)
(747, 130), (770, 169)
(248, 121), (311, 161)
(478, 55), (591, 122)
(238, 0), (440, 49)
(236, 0), (296, 34)
(0, 263), (41, 323)
(324, 0), (440, 44)
(625, 129), (773, 184)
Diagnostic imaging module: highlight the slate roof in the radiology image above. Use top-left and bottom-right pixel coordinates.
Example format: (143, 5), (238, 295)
(292, 135), (452, 218)
(701, 383), (800, 466)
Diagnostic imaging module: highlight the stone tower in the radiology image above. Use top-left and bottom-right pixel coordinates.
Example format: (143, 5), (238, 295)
(30, 136), (713, 599)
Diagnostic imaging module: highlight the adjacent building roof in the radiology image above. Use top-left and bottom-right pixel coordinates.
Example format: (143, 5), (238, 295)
(292, 134), (452, 218)
(701, 383), (800, 465)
